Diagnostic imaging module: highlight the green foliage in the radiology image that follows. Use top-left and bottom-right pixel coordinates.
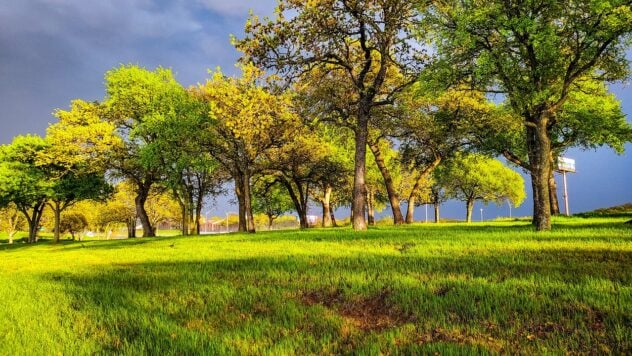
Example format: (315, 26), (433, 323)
(438, 153), (526, 222)
(0, 135), (51, 208)
(0, 203), (26, 242)
(59, 212), (89, 239)
(0, 135), (52, 241)
(0, 218), (630, 354)
(252, 179), (295, 226)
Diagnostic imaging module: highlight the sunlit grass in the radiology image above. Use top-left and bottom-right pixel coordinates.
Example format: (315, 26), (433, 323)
(1, 217), (630, 354)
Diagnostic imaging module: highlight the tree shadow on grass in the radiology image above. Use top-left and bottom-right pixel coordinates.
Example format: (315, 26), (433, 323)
(45, 247), (631, 354)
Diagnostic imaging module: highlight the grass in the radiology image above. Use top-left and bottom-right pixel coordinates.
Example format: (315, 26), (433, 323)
(0, 216), (630, 354)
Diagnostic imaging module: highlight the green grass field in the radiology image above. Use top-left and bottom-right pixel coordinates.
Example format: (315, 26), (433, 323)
(1, 217), (630, 354)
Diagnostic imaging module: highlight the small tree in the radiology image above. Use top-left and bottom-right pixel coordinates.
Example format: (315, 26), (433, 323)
(439, 153), (526, 223)
(0, 203), (26, 243)
(252, 179), (294, 230)
(0, 135), (51, 243)
(196, 64), (299, 233)
(59, 212), (89, 241)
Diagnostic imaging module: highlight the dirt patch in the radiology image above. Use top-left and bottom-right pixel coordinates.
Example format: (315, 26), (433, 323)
(302, 287), (414, 331)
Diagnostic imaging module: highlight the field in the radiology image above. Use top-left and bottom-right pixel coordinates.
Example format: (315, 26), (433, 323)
(1, 217), (630, 354)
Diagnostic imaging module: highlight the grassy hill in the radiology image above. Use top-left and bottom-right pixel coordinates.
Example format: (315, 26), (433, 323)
(576, 203), (632, 218)
(1, 216), (630, 354)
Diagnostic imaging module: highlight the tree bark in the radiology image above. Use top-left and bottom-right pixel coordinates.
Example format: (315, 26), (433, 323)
(434, 203), (440, 223)
(368, 140), (404, 224)
(321, 186), (333, 228)
(527, 120), (553, 231)
(352, 118), (368, 231)
(549, 169), (560, 215)
(135, 185), (155, 237)
(406, 157), (442, 224)
(127, 218), (136, 238)
(466, 198), (474, 223)
(242, 173), (256, 233)
(367, 188), (375, 226)
(53, 201), (62, 243)
(267, 214), (275, 230)
(330, 203), (338, 227)
(194, 193), (203, 235)
(22, 202), (45, 243)
(234, 172), (247, 232)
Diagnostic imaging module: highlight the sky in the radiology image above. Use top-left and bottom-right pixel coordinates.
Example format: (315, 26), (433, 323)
(0, 0), (630, 221)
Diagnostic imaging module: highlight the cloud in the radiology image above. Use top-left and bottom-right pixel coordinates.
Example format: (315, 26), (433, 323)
(196, 0), (277, 17)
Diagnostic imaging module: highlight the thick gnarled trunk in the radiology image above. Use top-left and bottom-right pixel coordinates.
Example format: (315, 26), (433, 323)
(135, 185), (155, 237)
(368, 140), (404, 224)
(527, 120), (553, 231)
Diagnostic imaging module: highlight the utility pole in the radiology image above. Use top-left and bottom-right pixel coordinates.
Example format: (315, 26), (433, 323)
(562, 170), (570, 216)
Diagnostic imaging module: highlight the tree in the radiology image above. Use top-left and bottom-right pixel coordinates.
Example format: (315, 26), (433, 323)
(103, 65), (192, 237)
(195, 64), (298, 233)
(396, 86), (495, 223)
(438, 154), (526, 223)
(145, 188), (182, 234)
(140, 89), (225, 236)
(43, 99), (118, 242)
(0, 135), (51, 243)
(427, 1), (632, 230)
(0, 203), (26, 244)
(59, 212), (88, 241)
(96, 181), (138, 238)
(252, 178), (295, 229)
(264, 126), (344, 229)
(483, 78), (632, 215)
(237, 0), (426, 230)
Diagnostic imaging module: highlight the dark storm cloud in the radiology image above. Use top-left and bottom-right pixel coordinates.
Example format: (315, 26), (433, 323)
(0, 0), (276, 142)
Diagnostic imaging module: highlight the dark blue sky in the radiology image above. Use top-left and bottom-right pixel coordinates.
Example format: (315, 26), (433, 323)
(1, 1), (630, 221)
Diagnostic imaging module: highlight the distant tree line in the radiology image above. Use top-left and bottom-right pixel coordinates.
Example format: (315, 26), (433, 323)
(1, 0), (631, 241)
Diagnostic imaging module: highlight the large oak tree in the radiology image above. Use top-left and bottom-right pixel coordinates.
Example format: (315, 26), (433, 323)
(427, 0), (632, 230)
(236, 0), (426, 230)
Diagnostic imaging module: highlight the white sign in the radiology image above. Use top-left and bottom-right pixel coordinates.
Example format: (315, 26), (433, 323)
(558, 157), (576, 173)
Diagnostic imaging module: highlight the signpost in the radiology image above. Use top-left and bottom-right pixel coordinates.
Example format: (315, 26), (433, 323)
(557, 157), (576, 216)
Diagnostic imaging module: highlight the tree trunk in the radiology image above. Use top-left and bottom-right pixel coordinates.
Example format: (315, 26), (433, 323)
(434, 203), (440, 223)
(466, 198), (474, 223)
(367, 188), (375, 226)
(406, 196), (416, 224)
(406, 157), (442, 224)
(526, 120), (553, 231)
(53, 201), (62, 243)
(234, 173), (247, 232)
(352, 118), (368, 231)
(267, 214), (274, 230)
(321, 186), (333, 228)
(127, 217), (136, 238)
(330, 203), (338, 227)
(368, 140), (404, 224)
(194, 195), (203, 236)
(135, 185), (155, 237)
(180, 202), (188, 236)
(549, 169), (560, 215)
(23, 202), (45, 243)
(242, 173), (256, 233)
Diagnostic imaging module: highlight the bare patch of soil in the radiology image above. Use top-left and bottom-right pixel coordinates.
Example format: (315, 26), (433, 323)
(301, 287), (414, 331)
